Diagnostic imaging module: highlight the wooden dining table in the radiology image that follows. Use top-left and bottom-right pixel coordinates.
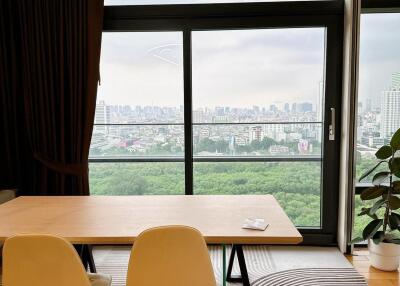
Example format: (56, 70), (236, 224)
(0, 195), (302, 286)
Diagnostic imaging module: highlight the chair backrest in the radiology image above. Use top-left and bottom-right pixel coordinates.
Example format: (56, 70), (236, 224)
(126, 226), (216, 286)
(2, 234), (91, 286)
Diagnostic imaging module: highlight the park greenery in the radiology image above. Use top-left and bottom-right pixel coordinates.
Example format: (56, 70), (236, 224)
(90, 135), (321, 157)
(89, 161), (321, 226)
(88, 133), (394, 238)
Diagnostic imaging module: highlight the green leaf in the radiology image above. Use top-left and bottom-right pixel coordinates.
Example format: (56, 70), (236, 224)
(358, 208), (378, 220)
(376, 145), (393, 160)
(358, 207), (370, 216)
(359, 161), (388, 182)
(360, 186), (385, 200)
(372, 171), (390, 186)
(350, 237), (365, 244)
(390, 158), (400, 174)
(362, 219), (383, 240)
(369, 198), (385, 215)
(390, 128), (400, 151)
(389, 196), (400, 210)
(372, 231), (385, 244)
(393, 181), (400, 193)
(389, 213), (400, 230)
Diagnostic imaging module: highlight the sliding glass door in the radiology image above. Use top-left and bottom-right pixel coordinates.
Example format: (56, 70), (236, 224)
(191, 28), (325, 228)
(89, 2), (343, 244)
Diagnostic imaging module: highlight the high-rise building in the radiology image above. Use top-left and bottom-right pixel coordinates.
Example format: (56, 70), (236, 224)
(284, 103), (290, 113)
(317, 81), (324, 121)
(291, 103), (297, 113)
(381, 82), (400, 138)
(366, 98), (372, 113)
(193, 110), (205, 123)
(250, 126), (263, 142)
(299, 102), (313, 113)
(269, 104), (278, 113)
(215, 106), (225, 116)
(392, 72), (400, 88)
(94, 100), (110, 134)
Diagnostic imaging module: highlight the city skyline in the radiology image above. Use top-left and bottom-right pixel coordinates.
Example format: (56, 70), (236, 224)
(97, 12), (400, 111)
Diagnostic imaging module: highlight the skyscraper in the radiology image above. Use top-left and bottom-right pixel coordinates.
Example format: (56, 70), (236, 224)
(250, 126), (263, 142)
(95, 100), (111, 134)
(317, 81), (324, 121)
(381, 74), (400, 138)
(269, 104), (278, 113)
(284, 103), (290, 113)
(392, 72), (400, 88)
(299, 102), (313, 113)
(291, 103), (297, 113)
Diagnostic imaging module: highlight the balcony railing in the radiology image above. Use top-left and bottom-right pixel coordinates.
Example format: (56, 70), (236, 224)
(89, 121), (323, 163)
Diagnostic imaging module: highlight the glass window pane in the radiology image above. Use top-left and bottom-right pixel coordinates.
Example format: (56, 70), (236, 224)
(192, 28), (325, 227)
(193, 162), (321, 227)
(90, 32), (184, 158)
(192, 29), (325, 160)
(97, 32), (183, 124)
(89, 163), (185, 195)
(356, 14), (400, 183)
(192, 29), (325, 120)
(90, 32), (184, 195)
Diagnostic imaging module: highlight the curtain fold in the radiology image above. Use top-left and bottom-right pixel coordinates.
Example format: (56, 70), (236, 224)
(0, 0), (30, 191)
(1, 0), (104, 195)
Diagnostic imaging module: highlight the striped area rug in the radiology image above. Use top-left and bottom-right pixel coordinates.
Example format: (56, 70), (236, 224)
(252, 268), (367, 286)
(93, 246), (367, 286)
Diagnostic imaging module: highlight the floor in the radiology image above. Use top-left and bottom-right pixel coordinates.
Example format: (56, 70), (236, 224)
(346, 248), (400, 286)
(92, 245), (364, 286)
(1, 247), (396, 285)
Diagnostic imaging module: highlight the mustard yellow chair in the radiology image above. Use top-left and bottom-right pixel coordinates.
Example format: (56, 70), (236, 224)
(126, 225), (216, 286)
(2, 234), (111, 286)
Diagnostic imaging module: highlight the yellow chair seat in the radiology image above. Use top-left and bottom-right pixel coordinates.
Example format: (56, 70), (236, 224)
(127, 225), (216, 286)
(3, 234), (112, 286)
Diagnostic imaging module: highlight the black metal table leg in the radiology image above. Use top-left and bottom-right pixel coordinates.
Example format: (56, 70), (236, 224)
(86, 245), (97, 273)
(226, 244), (250, 286)
(74, 244), (97, 273)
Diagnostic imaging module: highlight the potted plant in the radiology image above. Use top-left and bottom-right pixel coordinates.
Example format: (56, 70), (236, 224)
(352, 127), (400, 271)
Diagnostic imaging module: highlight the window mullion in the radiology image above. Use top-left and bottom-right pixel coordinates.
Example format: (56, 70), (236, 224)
(183, 29), (193, 195)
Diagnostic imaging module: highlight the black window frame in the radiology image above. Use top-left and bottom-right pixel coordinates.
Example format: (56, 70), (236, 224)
(352, 0), (400, 248)
(92, 0), (344, 245)
(355, 0), (400, 196)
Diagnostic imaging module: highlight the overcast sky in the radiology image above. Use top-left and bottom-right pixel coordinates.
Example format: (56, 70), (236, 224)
(358, 13), (400, 110)
(97, 7), (400, 110)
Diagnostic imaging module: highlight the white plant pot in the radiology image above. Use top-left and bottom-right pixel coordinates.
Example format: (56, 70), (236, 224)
(369, 240), (400, 271)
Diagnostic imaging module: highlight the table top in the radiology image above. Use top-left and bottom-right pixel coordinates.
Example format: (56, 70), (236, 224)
(0, 195), (302, 245)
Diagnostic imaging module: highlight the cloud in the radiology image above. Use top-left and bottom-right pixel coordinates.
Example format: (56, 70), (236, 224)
(99, 28), (325, 108)
(358, 13), (400, 107)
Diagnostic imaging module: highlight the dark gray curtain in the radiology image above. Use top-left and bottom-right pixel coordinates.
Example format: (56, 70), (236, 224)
(0, 0), (104, 195)
(0, 0), (30, 192)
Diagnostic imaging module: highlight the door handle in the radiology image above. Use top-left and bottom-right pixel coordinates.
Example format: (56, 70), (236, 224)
(329, 107), (335, 141)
